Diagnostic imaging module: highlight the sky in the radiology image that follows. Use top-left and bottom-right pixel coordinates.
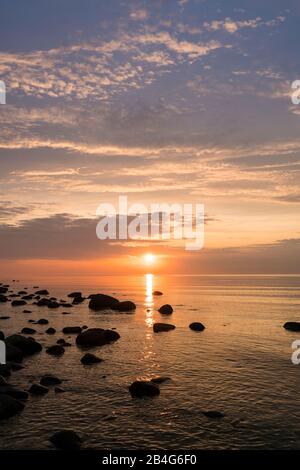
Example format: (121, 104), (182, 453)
(0, 0), (300, 277)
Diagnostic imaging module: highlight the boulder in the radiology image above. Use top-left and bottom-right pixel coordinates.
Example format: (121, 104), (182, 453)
(46, 345), (65, 356)
(29, 383), (49, 395)
(35, 290), (49, 295)
(0, 394), (24, 420)
(0, 295), (8, 303)
(80, 353), (103, 365)
(76, 328), (120, 347)
(88, 294), (119, 311)
(72, 296), (85, 305)
(36, 318), (49, 325)
(6, 344), (23, 363)
(37, 298), (50, 307)
(48, 301), (60, 309)
(153, 323), (175, 333)
(283, 322), (300, 332)
(153, 291), (163, 296)
(62, 326), (82, 334)
(112, 301), (136, 312)
(56, 339), (71, 347)
(158, 304), (173, 315)
(6, 335), (42, 356)
(45, 327), (56, 335)
(129, 380), (160, 398)
(68, 292), (82, 298)
(11, 300), (27, 307)
(189, 322), (205, 332)
(21, 327), (36, 335)
(40, 375), (62, 387)
(0, 364), (11, 377)
(50, 430), (82, 450)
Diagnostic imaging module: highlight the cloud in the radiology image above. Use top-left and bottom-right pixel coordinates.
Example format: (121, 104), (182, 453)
(130, 8), (148, 21)
(203, 16), (285, 34)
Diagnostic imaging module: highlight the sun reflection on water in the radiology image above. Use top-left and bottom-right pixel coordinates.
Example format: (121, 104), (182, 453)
(145, 273), (154, 327)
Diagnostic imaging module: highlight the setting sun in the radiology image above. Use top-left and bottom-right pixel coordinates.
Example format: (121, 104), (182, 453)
(144, 253), (156, 265)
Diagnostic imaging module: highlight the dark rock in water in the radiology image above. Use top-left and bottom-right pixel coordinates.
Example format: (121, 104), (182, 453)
(37, 298), (50, 307)
(62, 326), (82, 334)
(82, 325), (88, 330)
(80, 353), (103, 365)
(0, 394), (24, 420)
(40, 375), (62, 386)
(72, 296), (85, 304)
(46, 345), (65, 356)
(35, 289), (49, 295)
(0, 331), (4, 341)
(283, 322), (300, 332)
(189, 322), (205, 332)
(0, 375), (8, 385)
(29, 383), (49, 395)
(18, 291), (27, 295)
(6, 334), (42, 356)
(21, 327), (36, 335)
(7, 362), (24, 371)
(36, 318), (49, 325)
(61, 311), (71, 315)
(129, 380), (160, 398)
(203, 410), (225, 419)
(0, 316), (10, 319)
(76, 328), (120, 347)
(88, 293), (119, 311)
(23, 310), (32, 313)
(48, 301), (60, 309)
(54, 387), (65, 394)
(60, 303), (73, 308)
(158, 304), (173, 315)
(0, 287), (8, 294)
(6, 344), (23, 363)
(112, 301), (136, 312)
(0, 386), (28, 400)
(0, 295), (8, 302)
(56, 339), (71, 347)
(153, 323), (176, 333)
(45, 327), (56, 335)
(151, 376), (171, 384)
(11, 300), (27, 307)
(0, 365), (11, 377)
(153, 291), (163, 296)
(21, 295), (33, 300)
(50, 430), (82, 450)
(68, 292), (82, 298)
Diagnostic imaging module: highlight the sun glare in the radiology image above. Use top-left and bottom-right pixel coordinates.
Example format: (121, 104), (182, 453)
(144, 253), (155, 265)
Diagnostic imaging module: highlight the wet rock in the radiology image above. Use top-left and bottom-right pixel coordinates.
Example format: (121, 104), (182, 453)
(72, 296), (85, 305)
(151, 376), (171, 384)
(18, 291), (27, 295)
(23, 310), (32, 313)
(0, 287), (8, 294)
(48, 301), (60, 309)
(29, 383), (49, 395)
(61, 311), (71, 315)
(35, 289), (49, 295)
(0, 295), (8, 303)
(7, 362), (24, 371)
(129, 380), (160, 398)
(0, 316), (10, 319)
(46, 345), (65, 356)
(76, 328), (120, 347)
(62, 326), (82, 334)
(40, 375), (62, 387)
(56, 339), (72, 347)
(0, 386), (28, 400)
(283, 322), (300, 332)
(0, 365), (11, 377)
(158, 304), (173, 315)
(203, 410), (225, 419)
(36, 318), (49, 325)
(0, 394), (24, 420)
(189, 322), (205, 332)
(45, 327), (56, 335)
(153, 291), (163, 296)
(21, 295), (33, 300)
(11, 300), (27, 307)
(21, 327), (36, 335)
(50, 430), (82, 450)
(6, 344), (23, 363)
(60, 303), (73, 308)
(80, 353), (103, 365)
(6, 334), (42, 356)
(153, 323), (176, 333)
(88, 293), (119, 311)
(112, 301), (136, 312)
(36, 297), (50, 307)
(68, 292), (82, 298)
(82, 325), (88, 330)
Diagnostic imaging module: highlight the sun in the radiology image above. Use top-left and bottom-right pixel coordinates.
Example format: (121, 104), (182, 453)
(144, 253), (156, 265)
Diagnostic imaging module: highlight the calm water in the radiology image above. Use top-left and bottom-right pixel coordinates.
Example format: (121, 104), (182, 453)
(1, 274), (300, 449)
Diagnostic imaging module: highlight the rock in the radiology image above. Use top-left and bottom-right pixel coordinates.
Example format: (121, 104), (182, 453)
(21, 295), (33, 300)
(23, 310), (32, 313)
(7, 362), (24, 371)
(60, 303), (72, 308)
(0, 295), (8, 303)
(68, 292), (82, 298)
(72, 296), (85, 304)
(56, 339), (71, 347)
(48, 301), (60, 309)
(283, 322), (300, 332)
(0, 375), (8, 386)
(80, 353), (103, 365)
(40, 375), (62, 386)
(82, 325), (88, 330)
(0, 316), (10, 319)
(112, 301), (136, 312)
(6, 344), (23, 363)
(0, 365), (11, 377)
(129, 380), (160, 398)
(88, 293), (119, 311)
(61, 311), (71, 315)
(11, 300), (27, 307)
(6, 335), (42, 356)
(0, 386), (29, 400)
(0, 287), (8, 294)
(54, 387), (65, 394)
(153, 291), (163, 295)
(46, 345), (65, 356)
(158, 304), (173, 315)
(37, 298), (50, 307)
(35, 289), (49, 295)
(0, 394), (24, 420)
(36, 318), (49, 325)
(153, 323), (175, 333)
(50, 430), (82, 450)
(29, 383), (49, 395)
(76, 328), (120, 347)
(203, 410), (225, 419)
(62, 326), (82, 334)
(151, 376), (171, 384)
(21, 327), (36, 335)
(189, 322), (205, 332)
(45, 327), (56, 335)
(18, 291), (27, 295)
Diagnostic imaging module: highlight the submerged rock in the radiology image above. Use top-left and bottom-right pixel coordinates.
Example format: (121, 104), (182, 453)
(46, 345), (65, 356)
(76, 328), (120, 347)
(72, 296), (85, 305)
(50, 430), (82, 450)
(80, 353), (103, 365)
(0, 394), (25, 420)
(21, 327), (36, 335)
(40, 375), (62, 387)
(189, 322), (205, 332)
(29, 383), (49, 395)
(158, 304), (173, 315)
(37, 298), (50, 307)
(6, 334), (42, 356)
(153, 323), (175, 333)
(203, 410), (225, 419)
(88, 293), (119, 311)
(283, 322), (300, 332)
(129, 380), (160, 398)
(112, 301), (136, 312)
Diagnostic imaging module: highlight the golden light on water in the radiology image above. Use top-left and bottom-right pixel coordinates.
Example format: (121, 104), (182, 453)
(144, 253), (156, 265)
(145, 273), (154, 326)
